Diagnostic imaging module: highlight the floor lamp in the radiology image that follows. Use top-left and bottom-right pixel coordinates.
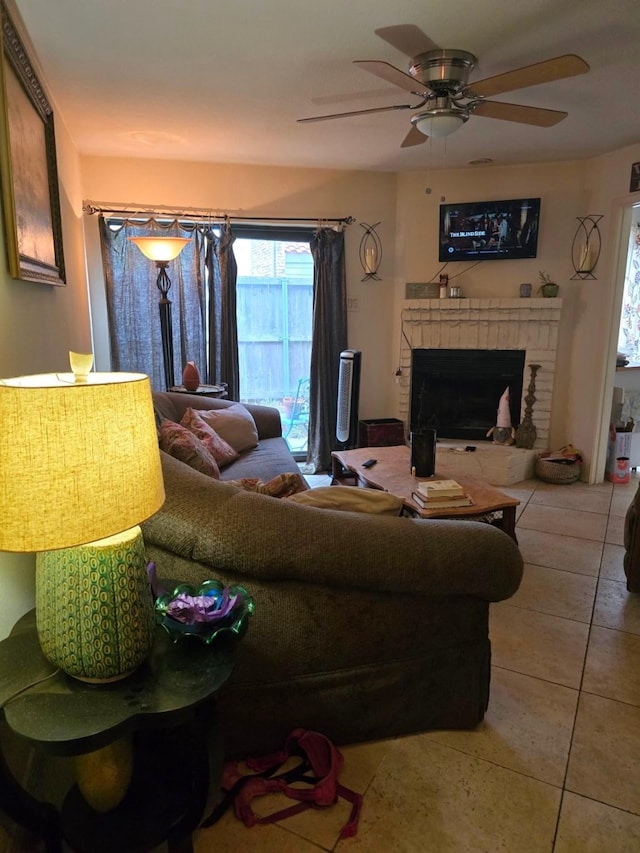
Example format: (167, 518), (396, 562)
(129, 236), (190, 390)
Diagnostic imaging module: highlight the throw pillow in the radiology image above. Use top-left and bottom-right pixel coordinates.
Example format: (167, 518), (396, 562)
(227, 472), (309, 499)
(181, 407), (239, 468)
(159, 419), (220, 479)
(286, 486), (403, 516)
(197, 404), (259, 453)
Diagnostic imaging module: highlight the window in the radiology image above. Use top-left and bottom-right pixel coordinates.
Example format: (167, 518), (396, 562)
(234, 228), (313, 456)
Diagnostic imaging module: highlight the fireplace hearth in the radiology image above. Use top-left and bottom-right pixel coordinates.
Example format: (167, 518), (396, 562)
(411, 349), (525, 441)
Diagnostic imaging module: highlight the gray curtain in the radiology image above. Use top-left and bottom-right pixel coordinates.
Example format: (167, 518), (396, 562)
(307, 227), (348, 472)
(99, 216), (207, 391)
(206, 222), (240, 401)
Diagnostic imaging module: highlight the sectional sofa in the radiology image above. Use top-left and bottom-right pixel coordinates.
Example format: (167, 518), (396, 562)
(144, 392), (524, 758)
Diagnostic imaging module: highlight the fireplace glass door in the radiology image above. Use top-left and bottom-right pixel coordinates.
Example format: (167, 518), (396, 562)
(411, 349), (525, 442)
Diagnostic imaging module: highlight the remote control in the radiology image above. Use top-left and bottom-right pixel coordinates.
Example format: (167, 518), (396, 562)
(362, 458), (377, 468)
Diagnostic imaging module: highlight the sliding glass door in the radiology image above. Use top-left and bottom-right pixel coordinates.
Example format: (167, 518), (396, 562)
(234, 228), (313, 456)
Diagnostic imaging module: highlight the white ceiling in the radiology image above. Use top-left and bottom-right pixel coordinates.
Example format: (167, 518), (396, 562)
(10, 0), (640, 172)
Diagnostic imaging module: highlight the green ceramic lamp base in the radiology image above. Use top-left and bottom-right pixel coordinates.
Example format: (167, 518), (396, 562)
(36, 527), (155, 682)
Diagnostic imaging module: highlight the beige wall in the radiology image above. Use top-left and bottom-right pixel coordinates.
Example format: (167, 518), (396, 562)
(578, 142), (640, 478)
(0, 24), (90, 639)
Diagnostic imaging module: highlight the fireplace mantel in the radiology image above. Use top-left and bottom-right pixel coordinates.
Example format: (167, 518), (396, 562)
(398, 298), (562, 450)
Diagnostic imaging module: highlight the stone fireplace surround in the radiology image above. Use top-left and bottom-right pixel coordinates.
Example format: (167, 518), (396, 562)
(397, 298), (562, 485)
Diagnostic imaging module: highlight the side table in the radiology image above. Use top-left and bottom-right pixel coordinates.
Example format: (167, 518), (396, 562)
(169, 383), (228, 398)
(0, 610), (235, 852)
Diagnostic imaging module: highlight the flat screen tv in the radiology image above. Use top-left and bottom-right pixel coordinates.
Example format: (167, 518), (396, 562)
(439, 197), (540, 262)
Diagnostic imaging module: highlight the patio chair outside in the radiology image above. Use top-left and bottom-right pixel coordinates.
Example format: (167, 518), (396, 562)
(284, 377), (310, 441)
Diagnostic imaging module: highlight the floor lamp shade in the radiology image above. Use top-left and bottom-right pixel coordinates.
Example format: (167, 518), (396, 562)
(0, 372), (165, 680)
(128, 237), (190, 263)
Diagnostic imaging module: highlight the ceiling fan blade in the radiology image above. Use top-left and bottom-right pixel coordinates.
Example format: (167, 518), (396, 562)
(297, 103), (413, 124)
(472, 100), (568, 127)
(374, 24), (441, 57)
(354, 60), (430, 94)
(465, 54), (589, 99)
(400, 125), (428, 148)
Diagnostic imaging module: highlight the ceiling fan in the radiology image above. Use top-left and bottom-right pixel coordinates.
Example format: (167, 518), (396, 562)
(297, 25), (589, 147)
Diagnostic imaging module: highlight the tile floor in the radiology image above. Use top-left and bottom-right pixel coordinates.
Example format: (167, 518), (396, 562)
(192, 472), (640, 852)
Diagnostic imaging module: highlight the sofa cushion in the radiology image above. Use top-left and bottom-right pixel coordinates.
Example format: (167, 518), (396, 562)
(218, 437), (302, 483)
(198, 404), (259, 453)
(158, 419), (220, 479)
(181, 407), (239, 468)
(286, 486), (403, 516)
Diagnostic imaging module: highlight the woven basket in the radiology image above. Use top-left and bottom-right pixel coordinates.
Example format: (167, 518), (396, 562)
(535, 457), (581, 484)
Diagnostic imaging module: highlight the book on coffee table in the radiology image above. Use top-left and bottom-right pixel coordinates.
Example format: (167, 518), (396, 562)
(411, 491), (473, 509)
(416, 479), (465, 499)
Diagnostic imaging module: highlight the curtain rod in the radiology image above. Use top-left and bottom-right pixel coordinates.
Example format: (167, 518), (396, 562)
(83, 201), (354, 226)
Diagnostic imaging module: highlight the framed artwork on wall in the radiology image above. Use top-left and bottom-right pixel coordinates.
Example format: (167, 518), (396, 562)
(0, 2), (65, 285)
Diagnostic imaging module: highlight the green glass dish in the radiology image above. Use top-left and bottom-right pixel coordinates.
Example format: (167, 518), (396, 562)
(154, 579), (255, 645)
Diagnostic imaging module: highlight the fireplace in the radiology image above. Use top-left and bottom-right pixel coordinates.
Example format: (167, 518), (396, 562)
(411, 349), (525, 441)
(398, 298), (562, 453)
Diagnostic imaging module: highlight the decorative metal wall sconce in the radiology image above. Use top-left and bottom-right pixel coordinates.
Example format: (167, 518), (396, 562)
(571, 215), (603, 280)
(359, 222), (382, 281)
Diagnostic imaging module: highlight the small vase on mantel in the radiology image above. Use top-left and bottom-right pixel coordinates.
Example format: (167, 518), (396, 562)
(538, 270), (559, 298)
(182, 361), (200, 392)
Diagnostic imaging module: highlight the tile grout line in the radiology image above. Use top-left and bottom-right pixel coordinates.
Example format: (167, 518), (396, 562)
(548, 494), (613, 851)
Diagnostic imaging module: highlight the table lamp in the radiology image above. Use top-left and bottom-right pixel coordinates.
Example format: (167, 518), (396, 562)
(129, 236), (190, 391)
(0, 368), (165, 682)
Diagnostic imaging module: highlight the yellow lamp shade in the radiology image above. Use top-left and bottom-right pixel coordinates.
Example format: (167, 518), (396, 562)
(0, 372), (165, 552)
(129, 236), (190, 262)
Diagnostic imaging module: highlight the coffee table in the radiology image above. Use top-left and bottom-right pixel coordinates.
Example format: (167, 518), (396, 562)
(331, 445), (519, 542)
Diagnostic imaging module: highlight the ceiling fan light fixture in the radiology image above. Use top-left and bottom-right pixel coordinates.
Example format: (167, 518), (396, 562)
(413, 109), (468, 138)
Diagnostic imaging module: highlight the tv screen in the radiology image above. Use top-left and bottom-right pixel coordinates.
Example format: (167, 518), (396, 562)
(439, 197), (540, 262)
